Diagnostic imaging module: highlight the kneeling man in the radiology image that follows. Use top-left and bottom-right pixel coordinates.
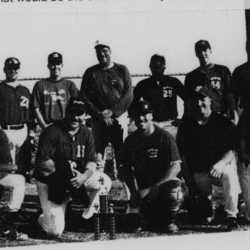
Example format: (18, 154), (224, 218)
(34, 99), (111, 237)
(122, 101), (184, 233)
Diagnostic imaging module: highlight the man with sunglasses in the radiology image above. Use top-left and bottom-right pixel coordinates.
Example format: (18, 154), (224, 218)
(34, 99), (112, 238)
(80, 42), (133, 180)
(129, 54), (186, 139)
(0, 57), (33, 240)
(32, 52), (79, 130)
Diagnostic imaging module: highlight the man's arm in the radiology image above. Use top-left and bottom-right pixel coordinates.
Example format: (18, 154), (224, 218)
(109, 65), (133, 117)
(35, 108), (49, 130)
(210, 150), (234, 178)
(231, 67), (241, 112)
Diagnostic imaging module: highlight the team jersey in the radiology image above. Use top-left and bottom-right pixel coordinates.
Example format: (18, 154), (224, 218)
(185, 64), (233, 114)
(130, 75), (186, 121)
(232, 62), (250, 111)
(0, 81), (31, 126)
(80, 63), (133, 119)
(34, 123), (96, 183)
(177, 112), (235, 173)
(32, 78), (79, 124)
(122, 125), (181, 189)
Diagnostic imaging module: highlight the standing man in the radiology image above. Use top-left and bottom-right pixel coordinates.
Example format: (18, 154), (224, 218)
(122, 101), (184, 233)
(184, 40), (238, 124)
(176, 87), (240, 229)
(34, 99), (112, 238)
(129, 54), (186, 138)
(232, 40), (250, 113)
(80, 42), (133, 171)
(32, 52), (79, 130)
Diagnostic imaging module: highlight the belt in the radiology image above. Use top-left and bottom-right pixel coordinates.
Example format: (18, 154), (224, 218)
(1, 124), (25, 130)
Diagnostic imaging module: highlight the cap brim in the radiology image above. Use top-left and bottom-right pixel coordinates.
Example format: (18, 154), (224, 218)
(94, 44), (110, 49)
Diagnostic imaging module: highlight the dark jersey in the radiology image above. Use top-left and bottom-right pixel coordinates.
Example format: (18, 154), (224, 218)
(185, 64), (233, 113)
(80, 63), (133, 119)
(177, 112), (235, 173)
(129, 76), (186, 121)
(232, 62), (250, 111)
(122, 125), (181, 189)
(32, 78), (79, 124)
(0, 81), (31, 126)
(34, 123), (96, 183)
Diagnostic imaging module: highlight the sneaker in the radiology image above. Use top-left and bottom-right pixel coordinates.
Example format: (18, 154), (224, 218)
(1, 228), (28, 241)
(227, 217), (240, 230)
(161, 223), (179, 234)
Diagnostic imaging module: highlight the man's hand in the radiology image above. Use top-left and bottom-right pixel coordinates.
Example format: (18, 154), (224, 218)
(104, 118), (113, 126)
(101, 110), (113, 126)
(70, 169), (87, 189)
(230, 110), (239, 126)
(210, 161), (226, 178)
(130, 192), (141, 208)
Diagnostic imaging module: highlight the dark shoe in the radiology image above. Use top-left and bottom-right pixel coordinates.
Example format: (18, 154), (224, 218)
(227, 217), (240, 230)
(13, 210), (30, 223)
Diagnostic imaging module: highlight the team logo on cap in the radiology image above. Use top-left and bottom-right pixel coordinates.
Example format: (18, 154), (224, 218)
(196, 86), (202, 92)
(53, 53), (59, 58)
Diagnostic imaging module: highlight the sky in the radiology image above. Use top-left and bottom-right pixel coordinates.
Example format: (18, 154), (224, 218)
(0, 0), (248, 82)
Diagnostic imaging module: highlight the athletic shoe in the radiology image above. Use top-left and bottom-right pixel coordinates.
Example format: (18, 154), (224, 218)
(227, 217), (240, 230)
(161, 223), (179, 234)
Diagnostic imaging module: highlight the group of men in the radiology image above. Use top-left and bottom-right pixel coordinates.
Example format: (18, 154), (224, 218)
(0, 38), (250, 240)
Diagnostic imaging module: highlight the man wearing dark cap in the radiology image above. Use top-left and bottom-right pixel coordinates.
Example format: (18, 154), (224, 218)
(122, 100), (184, 233)
(32, 52), (78, 130)
(176, 86), (240, 229)
(129, 54), (186, 139)
(184, 40), (238, 125)
(34, 98), (111, 238)
(80, 42), (133, 179)
(0, 57), (34, 240)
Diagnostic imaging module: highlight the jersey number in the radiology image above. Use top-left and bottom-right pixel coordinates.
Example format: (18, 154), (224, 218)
(20, 96), (29, 109)
(76, 145), (85, 158)
(163, 90), (172, 97)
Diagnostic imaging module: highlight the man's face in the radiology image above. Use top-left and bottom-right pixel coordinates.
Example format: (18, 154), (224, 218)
(194, 95), (212, 116)
(195, 47), (212, 64)
(133, 112), (153, 130)
(4, 59), (20, 81)
(66, 109), (85, 129)
(96, 47), (111, 65)
(150, 58), (166, 75)
(48, 63), (63, 78)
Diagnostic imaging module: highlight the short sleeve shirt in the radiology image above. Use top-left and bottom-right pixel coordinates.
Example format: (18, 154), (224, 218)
(122, 125), (181, 189)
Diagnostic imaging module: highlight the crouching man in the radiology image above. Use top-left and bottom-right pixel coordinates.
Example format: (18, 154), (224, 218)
(122, 101), (184, 233)
(34, 99), (112, 238)
(177, 87), (240, 229)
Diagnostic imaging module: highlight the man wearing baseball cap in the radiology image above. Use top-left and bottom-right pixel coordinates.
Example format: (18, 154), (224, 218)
(184, 40), (238, 125)
(34, 98), (112, 237)
(80, 41), (133, 183)
(122, 100), (184, 233)
(32, 52), (78, 130)
(129, 54), (186, 139)
(177, 86), (240, 229)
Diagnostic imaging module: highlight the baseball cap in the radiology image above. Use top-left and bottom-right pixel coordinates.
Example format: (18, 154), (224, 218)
(94, 40), (111, 50)
(130, 101), (153, 117)
(150, 54), (165, 64)
(195, 40), (211, 52)
(194, 86), (212, 98)
(48, 52), (63, 65)
(4, 57), (20, 69)
(66, 99), (86, 115)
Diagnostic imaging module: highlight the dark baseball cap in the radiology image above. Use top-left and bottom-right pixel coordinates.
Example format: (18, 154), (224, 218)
(66, 99), (86, 113)
(194, 86), (212, 98)
(150, 54), (165, 64)
(94, 40), (110, 50)
(48, 52), (63, 65)
(4, 57), (20, 69)
(130, 101), (153, 117)
(195, 40), (211, 52)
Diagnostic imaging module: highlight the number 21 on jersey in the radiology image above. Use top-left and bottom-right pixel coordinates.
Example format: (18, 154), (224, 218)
(20, 96), (29, 109)
(76, 145), (85, 158)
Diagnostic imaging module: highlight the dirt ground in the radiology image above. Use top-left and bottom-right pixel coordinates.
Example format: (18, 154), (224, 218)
(0, 179), (249, 248)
